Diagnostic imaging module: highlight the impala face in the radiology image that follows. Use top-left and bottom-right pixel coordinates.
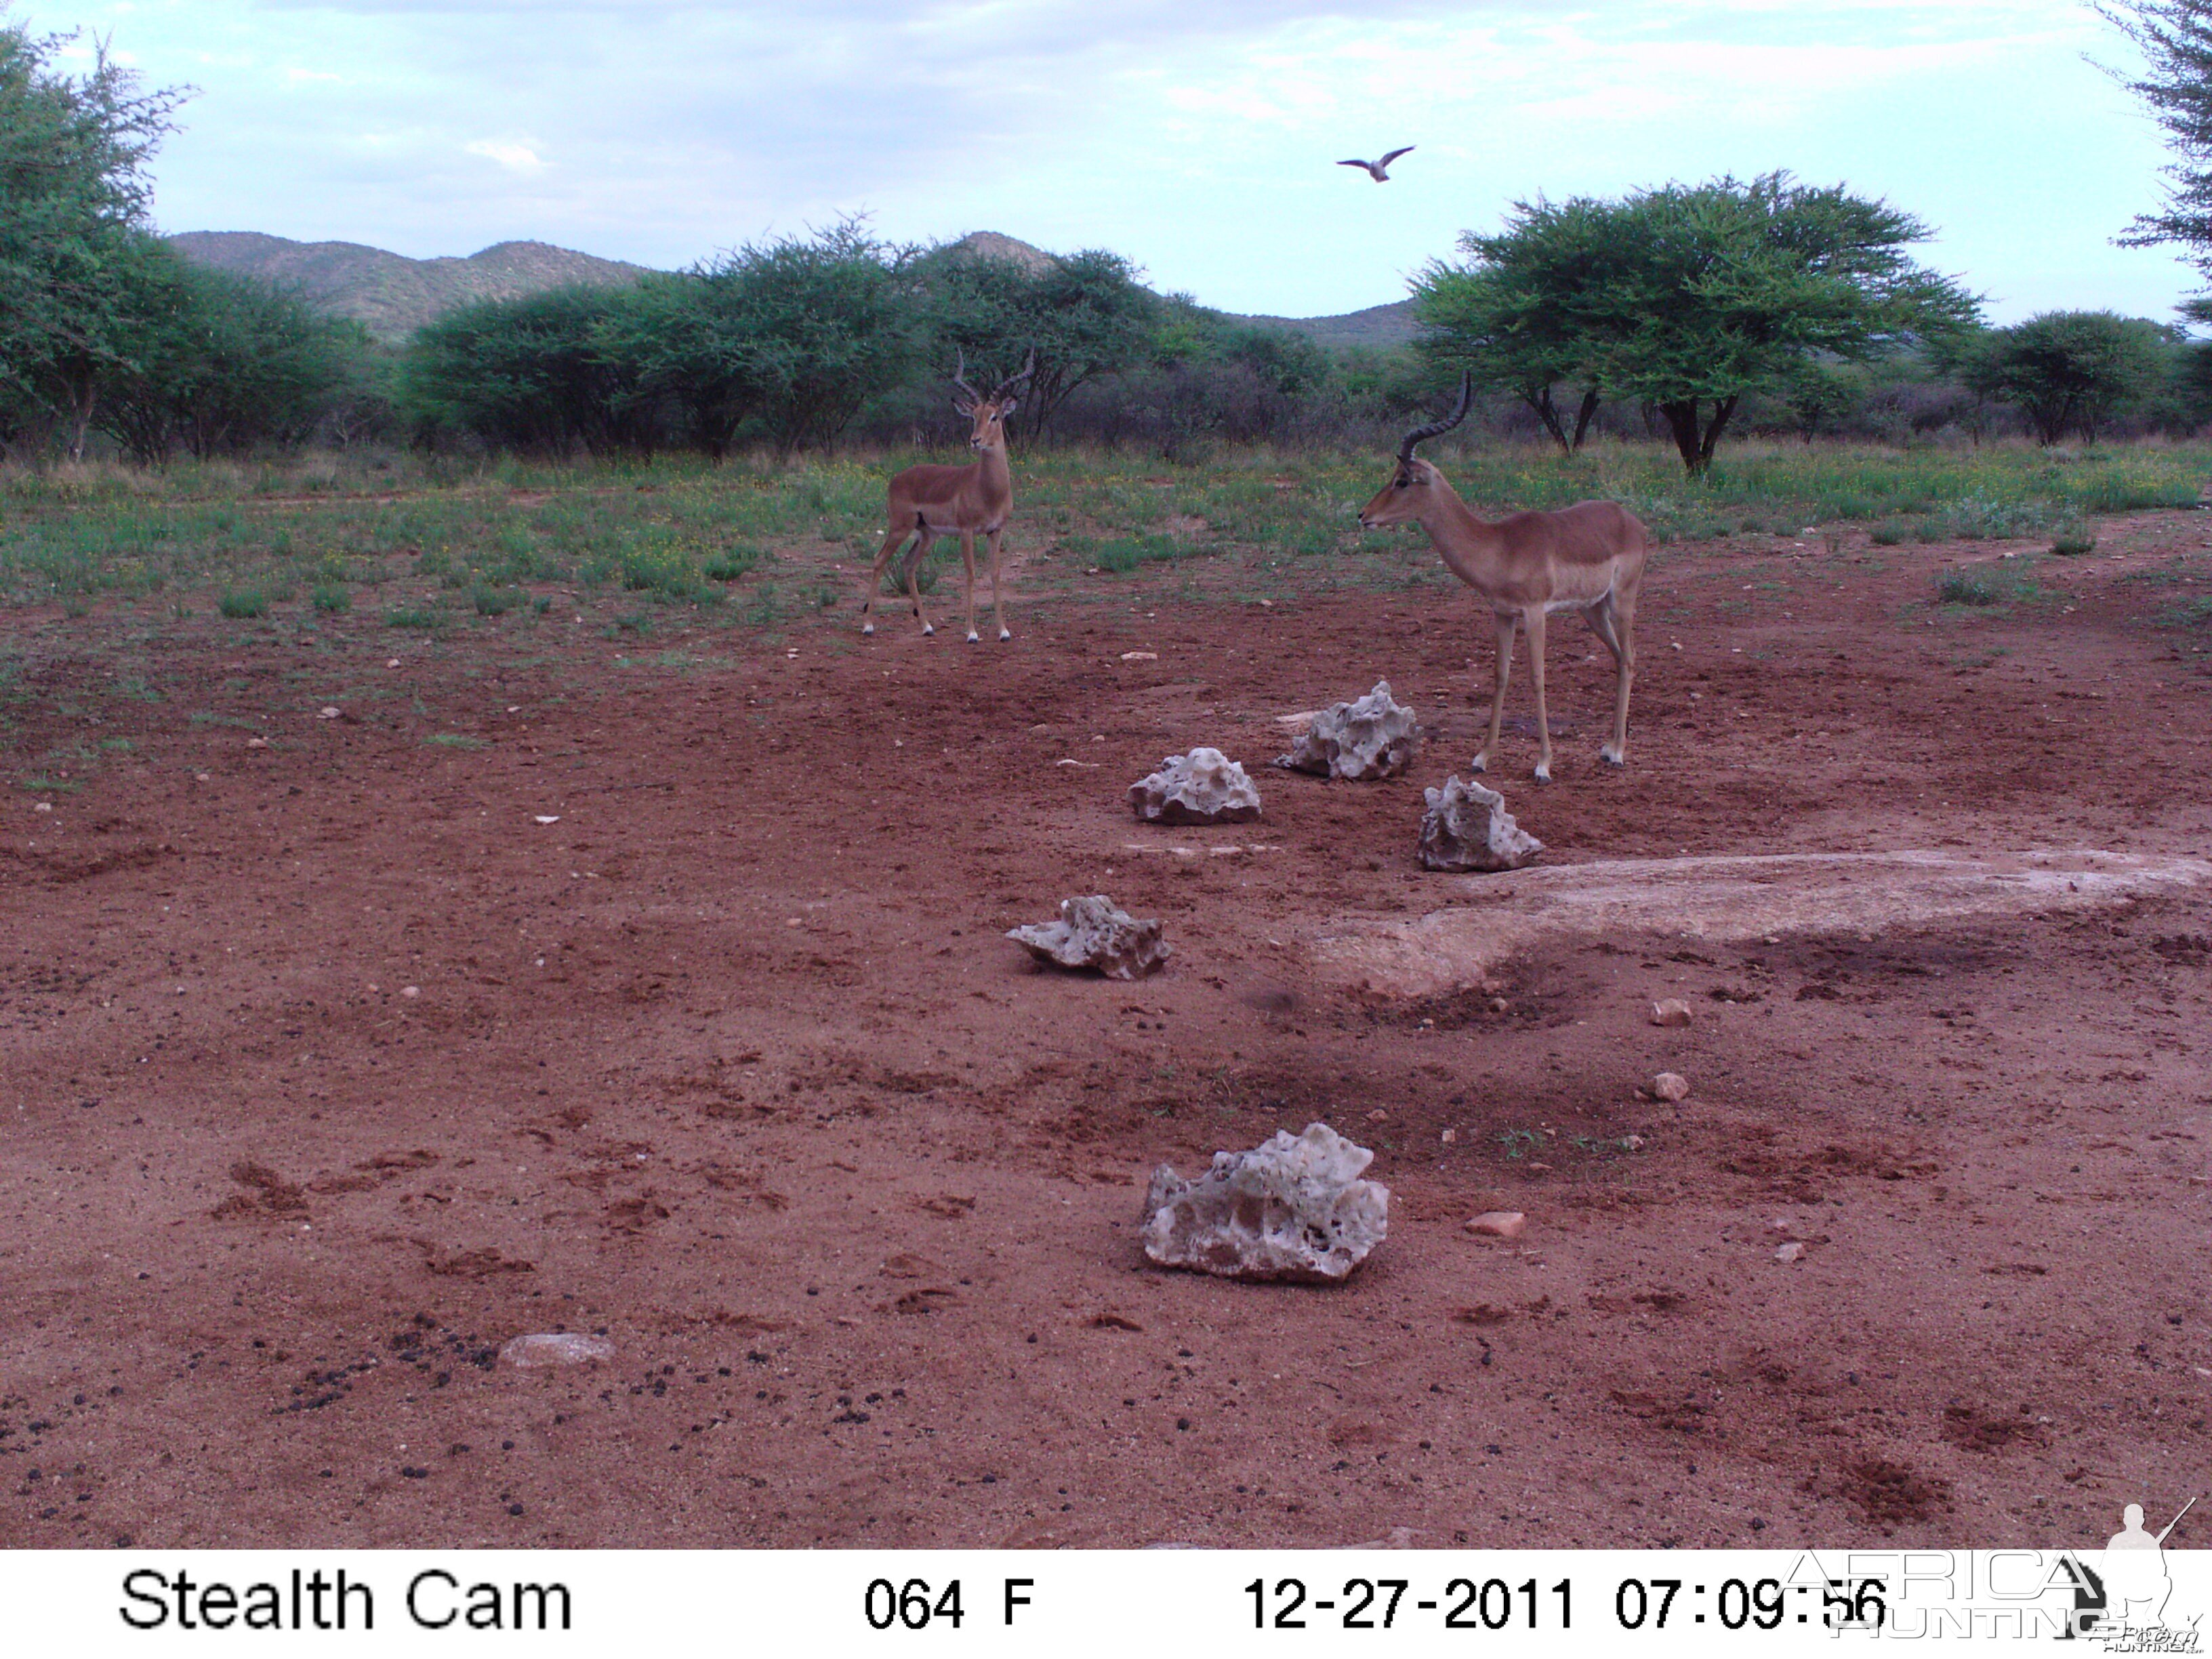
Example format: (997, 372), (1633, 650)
(1357, 458), (1437, 529)
(957, 393), (1019, 453)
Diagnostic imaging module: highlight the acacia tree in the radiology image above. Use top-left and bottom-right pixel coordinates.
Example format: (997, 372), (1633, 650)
(924, 245), (1158, 443)
(0, 22), (188, 457)
(1593, 176), (1978, 473)
(1952, 311), (2180, 444)
(1412, 197), (1614, 453)
(2101, 0), (2212, 309)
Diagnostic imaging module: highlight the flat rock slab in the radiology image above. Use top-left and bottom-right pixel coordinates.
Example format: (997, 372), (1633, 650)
(499, 1332), (615, 1368)
(1313, 848), (2212, 998)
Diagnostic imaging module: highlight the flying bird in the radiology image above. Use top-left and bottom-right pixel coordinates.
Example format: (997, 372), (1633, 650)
(1338, 146), (1414, 182)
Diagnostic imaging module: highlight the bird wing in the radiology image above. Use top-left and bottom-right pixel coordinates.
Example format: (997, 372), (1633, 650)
(1379, 146), (1415, 166)
(1336, 159), (1370, 169)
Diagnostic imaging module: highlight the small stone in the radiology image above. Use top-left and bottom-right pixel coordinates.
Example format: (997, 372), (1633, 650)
(1120, 651), (1158, 661)
(1007, 895), (1168, 980)
(533, 815), (560, 825)
(33, 802), (52, 814)
(1465, 1210), (1525, 1240)
(499, 1333), (615, 1367)
(1418, 775), (1542, 872)
(1128, 747), (1262, 825)
(401, 985), (419, 999)
(1140, 1122), (1389, 1283)
(1439, 1128), (1456, 1145)
(1275, 680), (1420, 779)
(319, 706), (342, 720)
(246, 737), (268, 749)
(1623, 1134), (1646, 1150)
(1651, 999), (1694, 1027)
(1775, 1242), (1805, 1263)
(1652, 1071), (1691, 1102)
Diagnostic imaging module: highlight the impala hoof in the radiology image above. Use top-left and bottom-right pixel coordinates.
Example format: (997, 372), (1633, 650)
(966, 631), (980, 644)
(998, 630), (1012, 643)
(861, 622), (875, 636)
(1533, 762), (1553, 785)
(1600, 744), (1626, 767)
(922, 623), (935, 636)
(1469, 752), (1490, 774)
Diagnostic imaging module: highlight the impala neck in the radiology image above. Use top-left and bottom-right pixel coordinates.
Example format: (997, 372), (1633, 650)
(1414, 468), (1506, 586)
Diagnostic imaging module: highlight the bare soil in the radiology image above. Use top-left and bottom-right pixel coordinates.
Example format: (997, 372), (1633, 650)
(3, 517), (2209, 1549)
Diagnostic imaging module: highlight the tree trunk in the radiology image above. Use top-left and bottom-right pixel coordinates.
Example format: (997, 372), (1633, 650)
(1522, 385), (1570, 453)
(1660, 395), (1740, 476)
(1569, 386), (1601, 451)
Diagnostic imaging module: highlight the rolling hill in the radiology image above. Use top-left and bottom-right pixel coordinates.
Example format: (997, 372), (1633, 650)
(166, 227), (1418, 350)
(165, 232), (650, 340)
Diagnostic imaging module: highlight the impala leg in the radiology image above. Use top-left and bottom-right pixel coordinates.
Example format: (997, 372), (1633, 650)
(903, 531), (937, 636)
(1472, 611), (1517, 775)
(988, 529), (1010, 642)
(1603, 587), (1638, 766)
(1525, 607), (1553, 783)
(960, 532), (980, 643)
(862, 524), (911, 636)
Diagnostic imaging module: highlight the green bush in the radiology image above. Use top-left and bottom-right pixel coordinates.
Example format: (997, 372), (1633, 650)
(1935, 568), (1999, 605)
(472, 583), (518, 615)
(218, 588), (267, 618)
(2050, 519), (2097, 556)
(1869, 519), (1912, 546)
(703, 545), (764, 582)
(384, 605), (438, 630)
(311, 583), (350, 613)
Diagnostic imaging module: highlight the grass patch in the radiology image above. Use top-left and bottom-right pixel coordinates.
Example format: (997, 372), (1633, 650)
(311, 583), (351, 613)
(2050, 520), (2097, 556)
(218, 588), (268, 619)
(424, 733), (486, 750)
(1935, 568), (2001, 606)
(384, 605), (439, 630)
(703, 545), (765, 582)
(471, 583), (520, 616)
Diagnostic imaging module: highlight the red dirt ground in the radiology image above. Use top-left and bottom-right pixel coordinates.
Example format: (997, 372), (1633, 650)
(3, 513), (2209, 1550)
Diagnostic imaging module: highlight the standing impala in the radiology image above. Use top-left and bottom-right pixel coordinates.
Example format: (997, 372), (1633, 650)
(1358, 373), (1648, 782)
(861, 350), (1035, 643)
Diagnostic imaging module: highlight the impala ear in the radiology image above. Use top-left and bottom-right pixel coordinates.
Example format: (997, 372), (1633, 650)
(954, 394), (977, 417)
(997, 392), (1020, 417)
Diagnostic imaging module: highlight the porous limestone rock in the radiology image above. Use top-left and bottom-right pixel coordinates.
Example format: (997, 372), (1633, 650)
(499, 1332), (615, 1368)
(1274, 680), (1420, 780)
(1140, 1122), (1389, 1282)
(1417, 775), (1542, 872)
(1128, 747), (1263, 825)
(1007, 895), (1168, 979)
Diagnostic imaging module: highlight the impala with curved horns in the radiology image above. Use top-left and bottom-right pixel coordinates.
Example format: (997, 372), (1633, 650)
(861, 349), (1036, 643)
(1358, 373), (1649, 782)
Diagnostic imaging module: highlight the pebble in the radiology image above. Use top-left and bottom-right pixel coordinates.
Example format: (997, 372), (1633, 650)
(1775, 1242), (1806, 1264)
(1465, 1211), (1526, 1240)
(319, 706), (342, 720)
(1652, 1071), (1691, 1102)
(246, 737), (268, 749)
(499, 1333), (615, 1368)
(1650, 999), (1693, 1027)
(1120, 651), (1158, 662)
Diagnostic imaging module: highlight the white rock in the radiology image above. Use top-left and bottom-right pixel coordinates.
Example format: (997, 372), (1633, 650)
(499, 1332), (615, 1368)
(1652, 1071), (1691, 1102)
(1774, 1242), (1806, 1264)
(1007, 895), (1169, 980)
(1141, 1122), (1389, 1282)
(1128, 747), (1262, 825)
(1274, 680), (1420, 779)
(319, 706), (342, 720)
(1418, 776), (1542, 872)
(1650, 999), (1694, 1027)
(1465, 1210), (1525, 1239)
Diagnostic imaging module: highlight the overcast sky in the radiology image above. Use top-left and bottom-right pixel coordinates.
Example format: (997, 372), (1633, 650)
(31, 0), (2205, 323)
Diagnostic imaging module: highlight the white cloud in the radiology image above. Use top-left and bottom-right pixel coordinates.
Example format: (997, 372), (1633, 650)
(464, 139), (544, 173)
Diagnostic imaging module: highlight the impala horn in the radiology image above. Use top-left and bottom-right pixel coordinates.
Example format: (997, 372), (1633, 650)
(992, 348), (1037, 403)
(951, 348), (981, 409)
(1397, 371), (1473, 465)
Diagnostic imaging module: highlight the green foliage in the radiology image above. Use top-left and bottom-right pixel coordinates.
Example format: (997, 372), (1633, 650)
(1414, 196), (1612, 451)
(310, 582), (350, 612)
(1948, 312), (2185, 444)
(2102, 0), (2212, 291)
(2051, 518), (2100, 554)
(921, 243), (1160, 441)
(405, 285), (657, 455)
(383, 605), (437, 630)
(1935, 567), (2000, 605)
(217, 587), (266, 618)
(470, 582), (517, 615)
(1423, 173), (1980, 474)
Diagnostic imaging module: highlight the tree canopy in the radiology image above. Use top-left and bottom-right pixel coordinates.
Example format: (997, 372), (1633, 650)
(1416, 173), (1981, 473)
(2101, 0), (2212, 300)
